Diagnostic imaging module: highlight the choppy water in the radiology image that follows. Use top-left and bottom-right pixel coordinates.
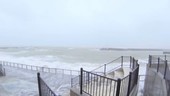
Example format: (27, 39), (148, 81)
(0, 47), (163, 70)
(0, 47), (165, 96)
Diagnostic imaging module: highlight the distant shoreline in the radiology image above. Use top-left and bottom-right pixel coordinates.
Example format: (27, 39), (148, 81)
(0, 47), (168, 51)
(100, 48), (164, 51)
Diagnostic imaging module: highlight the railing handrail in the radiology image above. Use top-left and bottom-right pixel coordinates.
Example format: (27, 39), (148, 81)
(91, 56), (135, 73)
(91, 56), (138, 76)
(150, 55), (170, 60)
(0, 60), (80, 76)
(83, 69), (118, 81)
(90, 57), (122, 72)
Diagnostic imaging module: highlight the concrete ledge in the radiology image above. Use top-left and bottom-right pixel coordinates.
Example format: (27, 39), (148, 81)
(144, 65), (167, 96)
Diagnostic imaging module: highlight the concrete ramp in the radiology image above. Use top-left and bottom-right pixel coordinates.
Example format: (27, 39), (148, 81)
(107, 68), (124, 79)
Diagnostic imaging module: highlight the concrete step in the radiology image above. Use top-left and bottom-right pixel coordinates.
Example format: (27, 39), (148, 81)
(106, 67), (131, 79)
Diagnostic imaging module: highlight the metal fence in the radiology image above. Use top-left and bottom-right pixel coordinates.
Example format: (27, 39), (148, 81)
(37, 73), (59, 96)
(71, 56), (137, 89)
(0, 61), (79, 77)
(0, 64), (5, 76)
(149, 55), (170, 79)
(80, 68), (119, 96)
(127, 66), (139, 95)
(91, 56), (138, 76)
(119, 75), (129, 96)
(79, 66), (139, 96)
(148, 55), (170, 96)
(72, 56), (139, 96)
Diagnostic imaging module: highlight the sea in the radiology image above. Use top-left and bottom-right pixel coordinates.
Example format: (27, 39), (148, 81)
(0, 47), (166, 96)
(0, 47), (164, 71)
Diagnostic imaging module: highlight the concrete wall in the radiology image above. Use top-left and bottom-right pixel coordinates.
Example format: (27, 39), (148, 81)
(144, 65), (167, 96)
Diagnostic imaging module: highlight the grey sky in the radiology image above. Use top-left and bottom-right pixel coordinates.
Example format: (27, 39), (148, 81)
(0, 0), (170, 48)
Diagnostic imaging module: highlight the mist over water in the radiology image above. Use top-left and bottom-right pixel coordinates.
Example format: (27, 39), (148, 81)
(0, 47), (163, 70)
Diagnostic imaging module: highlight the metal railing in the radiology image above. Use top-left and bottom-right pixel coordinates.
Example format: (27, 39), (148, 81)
(127, 66), (139, 95)
(91, 56), (138, 76)
(71, 56), (137, 89)
(119, 75), (129, 96)
(150, 55), (170, 62)
(144, 55), (170, 96)
(0, 64), (5, 76)
(71, 56), (140, 96)
(149, 55), (170, 79)
(80, 68), (119, 96)
(37, 73), (59, 96)
(79, 65), (139, 96)
(0, 61), (80, 77)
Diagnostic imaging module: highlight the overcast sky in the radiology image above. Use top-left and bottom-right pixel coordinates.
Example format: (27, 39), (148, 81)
(0, 0), (170, 48)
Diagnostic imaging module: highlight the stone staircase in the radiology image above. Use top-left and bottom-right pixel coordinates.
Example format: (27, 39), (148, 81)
(106, 67), (131, 79)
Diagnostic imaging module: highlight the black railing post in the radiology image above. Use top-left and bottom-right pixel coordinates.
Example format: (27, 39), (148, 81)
(164, 60), (168, 79)
(80, 68), (83, 94)
(165, 55), (167, 60)
(116, 78), (121, 96)
(136, 65), (139, 84)
(3, 68), (6, 76)
(149, 55), (152, 67)
(2, 61), (3, 65)
(130, 56), (132, 69)
(37, 73), (42, 96)
(121, 56), (123, 67)
(104, 64), (106, 76)
(127, 72), (132, 96)
(157, 58), (160, 72)
(71, 78), (73, 87)
(133, 58), (135, 69)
